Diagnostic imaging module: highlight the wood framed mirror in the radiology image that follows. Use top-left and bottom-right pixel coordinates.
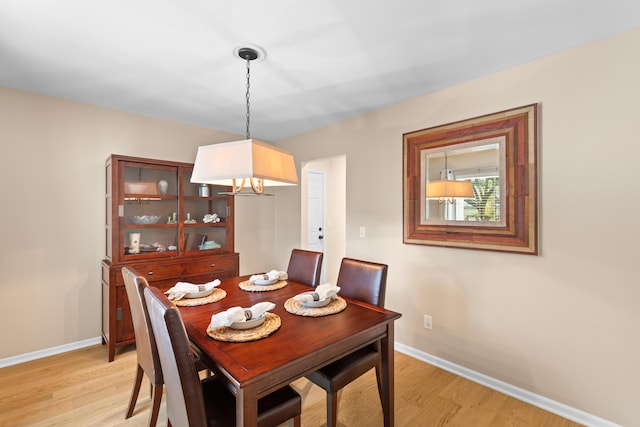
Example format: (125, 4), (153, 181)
(403, 104), (538, 254)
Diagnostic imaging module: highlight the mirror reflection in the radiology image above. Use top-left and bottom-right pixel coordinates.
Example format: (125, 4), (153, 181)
(403, 104), (537, 254)
(422, 137), (505, 225)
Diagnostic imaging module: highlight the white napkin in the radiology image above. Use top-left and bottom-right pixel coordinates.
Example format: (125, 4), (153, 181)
(249, 269), (287, 283)
(209, 302), (276, 328)
(293, 283), (341, 302)
(164, 279), (221, 301)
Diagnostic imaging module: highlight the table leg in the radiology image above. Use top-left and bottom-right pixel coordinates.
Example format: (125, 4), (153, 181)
(381, 323), (395, 427)
(236, 384), (258, 427)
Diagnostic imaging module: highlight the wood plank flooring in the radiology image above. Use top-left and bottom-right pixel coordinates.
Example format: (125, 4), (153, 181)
(0, 345), (583, 426)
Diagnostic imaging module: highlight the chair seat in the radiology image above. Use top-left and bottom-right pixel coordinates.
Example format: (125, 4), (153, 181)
(305, 344), (379, 393)
(202, 377), (301, 427)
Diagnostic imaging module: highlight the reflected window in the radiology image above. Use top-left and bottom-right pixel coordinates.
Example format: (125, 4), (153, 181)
(462, 176), (500, 222)
(422, 138), (504, 225)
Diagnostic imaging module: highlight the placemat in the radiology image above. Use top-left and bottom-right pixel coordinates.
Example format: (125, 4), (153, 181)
(284, 297), (347, 317)
(206, 313), (281, 342)
(238, 280), (288, 292)
(173, 288), (227, 306)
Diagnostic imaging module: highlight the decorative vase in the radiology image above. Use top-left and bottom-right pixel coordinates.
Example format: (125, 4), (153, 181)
(158, 180), (168, 195)
(129, 233), (141, 254)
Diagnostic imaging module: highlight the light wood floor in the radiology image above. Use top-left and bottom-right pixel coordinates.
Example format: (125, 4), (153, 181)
(0, 344), (582, 427)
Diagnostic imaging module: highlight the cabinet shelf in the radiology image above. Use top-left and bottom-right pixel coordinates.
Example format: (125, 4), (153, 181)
(184, 222), (226, 227)
(123, 223), (177, 229)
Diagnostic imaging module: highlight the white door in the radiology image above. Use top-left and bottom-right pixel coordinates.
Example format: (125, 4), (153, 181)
(306, 170), (325, 255)
(302, 156), (345, 285)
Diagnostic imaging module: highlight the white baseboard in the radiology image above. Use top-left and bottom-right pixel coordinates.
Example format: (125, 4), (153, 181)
(394, 343), (621, 427)
(0, 338), (621, 427)
(0, 337), (103, 368)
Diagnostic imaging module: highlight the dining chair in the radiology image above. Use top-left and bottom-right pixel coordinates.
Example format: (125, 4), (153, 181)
(304, 257), (388, 427)
(143, 286), (302, 427)
(122, 267), (210, 426)
(122, 267), (164, 427)
(286, 248), (323, 287)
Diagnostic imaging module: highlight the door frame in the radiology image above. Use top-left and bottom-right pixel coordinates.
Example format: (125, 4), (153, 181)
(300, 155), (346, 285)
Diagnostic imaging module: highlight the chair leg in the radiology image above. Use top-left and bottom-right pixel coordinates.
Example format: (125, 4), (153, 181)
(289, 414), (301, 427)
(125, 364), (144, 418)
(327, 391), (338, 427)
(148, 384), (163, 427)
(375, 363), (383, 403)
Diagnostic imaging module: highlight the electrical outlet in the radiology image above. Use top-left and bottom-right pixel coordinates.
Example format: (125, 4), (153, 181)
(359, 226), (366, 238)
(423, 315), (432, 330)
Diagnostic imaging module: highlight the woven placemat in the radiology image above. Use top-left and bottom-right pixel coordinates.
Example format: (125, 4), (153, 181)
(284, 296), (347, 317)
(238, 280), (288, 292)
(206, 313), (281, 342)
(173, 288), (227, 306)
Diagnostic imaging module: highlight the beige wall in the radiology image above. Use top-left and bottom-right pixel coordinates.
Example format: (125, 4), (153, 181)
(0, 87), (273, 358)
(275, 29), (640, 426)
(1, 28), (639, 426)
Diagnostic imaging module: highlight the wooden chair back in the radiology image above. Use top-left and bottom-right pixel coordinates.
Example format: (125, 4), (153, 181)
(144, 287), (208, 427)
(336, 258), (388, 307)
(286, 249), (323, 287)
(122, 267), (162, 383)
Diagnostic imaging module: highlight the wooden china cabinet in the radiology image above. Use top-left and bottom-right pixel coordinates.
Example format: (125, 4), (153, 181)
(101, 154), (239, 361)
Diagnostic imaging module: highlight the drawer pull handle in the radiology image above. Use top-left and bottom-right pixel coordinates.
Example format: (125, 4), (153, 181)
(148, 271), (154, 275)
(210, 264), (216, 267)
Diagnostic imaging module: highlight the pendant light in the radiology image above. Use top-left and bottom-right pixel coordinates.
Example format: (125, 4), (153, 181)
(426, 152), (474, 203)
(191, 46), (298, 195)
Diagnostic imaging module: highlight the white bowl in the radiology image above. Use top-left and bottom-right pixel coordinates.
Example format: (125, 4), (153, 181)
(298, 292), (332, 308)
(131, 215), (162, 224)
(184, 288), (214, 299)
(229, 313), (266, 330)
(252, 278), (278, 286)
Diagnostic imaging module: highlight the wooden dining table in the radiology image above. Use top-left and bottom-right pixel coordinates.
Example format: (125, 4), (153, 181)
(179, 275), (402, 427)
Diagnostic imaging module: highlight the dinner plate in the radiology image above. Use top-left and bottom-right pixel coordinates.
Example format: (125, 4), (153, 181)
(184, 288), (214, 299)
(252, 278), (278, 286)
(229, 313), (266, 330)
(298, 292), (332, 308)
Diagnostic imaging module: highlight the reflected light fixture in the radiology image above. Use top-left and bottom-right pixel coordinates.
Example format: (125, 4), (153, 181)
(426, 153), (474, 204)
(191, 46), (298, 195)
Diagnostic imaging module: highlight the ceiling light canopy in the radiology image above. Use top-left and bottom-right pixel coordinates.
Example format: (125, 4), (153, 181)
(191, 46), (298, 195)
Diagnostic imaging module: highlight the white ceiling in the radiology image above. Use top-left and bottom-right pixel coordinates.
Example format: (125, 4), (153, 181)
(2, 0), (640, 141)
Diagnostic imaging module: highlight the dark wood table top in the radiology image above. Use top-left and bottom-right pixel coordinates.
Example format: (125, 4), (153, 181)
(181, 275), (401, 392)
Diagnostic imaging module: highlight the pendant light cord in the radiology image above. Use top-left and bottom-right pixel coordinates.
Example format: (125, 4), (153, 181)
(245, 54), (251, 139)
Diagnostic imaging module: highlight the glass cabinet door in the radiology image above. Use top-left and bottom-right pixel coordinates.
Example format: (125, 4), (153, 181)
(182, 170), (231, 253)
(121, 163), (179, 257)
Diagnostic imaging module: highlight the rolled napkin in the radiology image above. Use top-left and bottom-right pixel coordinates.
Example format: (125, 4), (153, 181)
(164, 279), (221, 301)
(293, 283), (341, 302)
(209, 302), (276, 328)
(249, 269), (288, 283)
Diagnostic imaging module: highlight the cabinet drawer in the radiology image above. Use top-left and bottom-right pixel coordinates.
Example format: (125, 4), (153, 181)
(133, 263), (182, 282)
(183, 256), (237, 276)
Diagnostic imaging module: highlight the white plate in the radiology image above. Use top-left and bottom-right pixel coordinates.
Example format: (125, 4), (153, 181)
(229, 313), (266, 330)
(298, 292), (332, 308)
(184, 288), (214, 299)
(252, 278), (278, 286)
